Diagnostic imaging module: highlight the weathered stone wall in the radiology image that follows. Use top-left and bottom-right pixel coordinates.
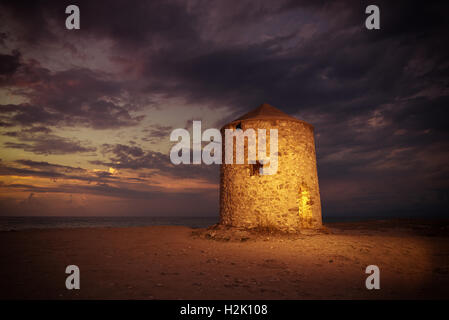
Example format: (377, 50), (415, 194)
(219, 119), (322, 232)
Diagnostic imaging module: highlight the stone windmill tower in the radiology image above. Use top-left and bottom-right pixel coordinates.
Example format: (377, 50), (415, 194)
(219, 103), (322, 232)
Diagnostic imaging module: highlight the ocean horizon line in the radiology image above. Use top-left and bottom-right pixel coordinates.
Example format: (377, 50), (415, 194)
(0, 215), (447, 232)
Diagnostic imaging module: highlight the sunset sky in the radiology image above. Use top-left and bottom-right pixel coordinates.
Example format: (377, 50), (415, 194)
(0, 0), (448, 218)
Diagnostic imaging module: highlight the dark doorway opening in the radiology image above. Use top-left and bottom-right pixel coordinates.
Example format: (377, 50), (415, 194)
(250, 161), (263, 176)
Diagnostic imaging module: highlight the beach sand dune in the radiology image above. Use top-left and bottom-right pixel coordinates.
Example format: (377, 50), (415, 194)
(0, 220), (448, 299)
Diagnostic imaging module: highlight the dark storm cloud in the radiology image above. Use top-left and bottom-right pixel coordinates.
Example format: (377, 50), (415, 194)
(93, 143), (167, 171)
(92, 143), (218, 183)
(4, 140), (94, 155)
(21, 126), (52, 134)
(0, 181), (163, 199)
(1, 0), (448, 216)
(0, 51), (20, 76)
(0, 159), (123, 185)
(3, 130), (96, 155)
(2, 1), (447, 113)
(14, 159), (85, 173)
(1, 0), (200, 48)
(4, 0), (445, 117)
(0, 104), (65, 127)
(0, 158), (213, 202)
(3, 126), (52, 136)
(0, 57), (144, 128)
(0, 164), (68, 179)
(151, 8), (447, 115)
(1, 159), (84, 178)
(141, 125), (173, 143)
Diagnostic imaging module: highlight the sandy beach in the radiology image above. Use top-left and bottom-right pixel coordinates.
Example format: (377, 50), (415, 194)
(1, 219), (448, 300)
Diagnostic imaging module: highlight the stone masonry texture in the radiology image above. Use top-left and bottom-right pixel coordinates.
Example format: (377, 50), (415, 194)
(219, 104), (322, 232)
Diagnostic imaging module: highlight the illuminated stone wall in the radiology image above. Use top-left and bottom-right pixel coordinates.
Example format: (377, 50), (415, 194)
(219, 118), (322, 232)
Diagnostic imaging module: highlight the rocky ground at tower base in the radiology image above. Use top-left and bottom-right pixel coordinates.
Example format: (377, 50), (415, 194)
(192, 223), (331, 242)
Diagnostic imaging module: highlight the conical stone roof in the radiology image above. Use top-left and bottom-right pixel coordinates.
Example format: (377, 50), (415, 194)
(227, 103), (313, 128)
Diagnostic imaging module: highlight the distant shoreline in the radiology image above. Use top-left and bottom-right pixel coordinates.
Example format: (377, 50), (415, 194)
(0, 216), (449, 232)
(0, 216), (219, 231)
(0, 215), (448, 232)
